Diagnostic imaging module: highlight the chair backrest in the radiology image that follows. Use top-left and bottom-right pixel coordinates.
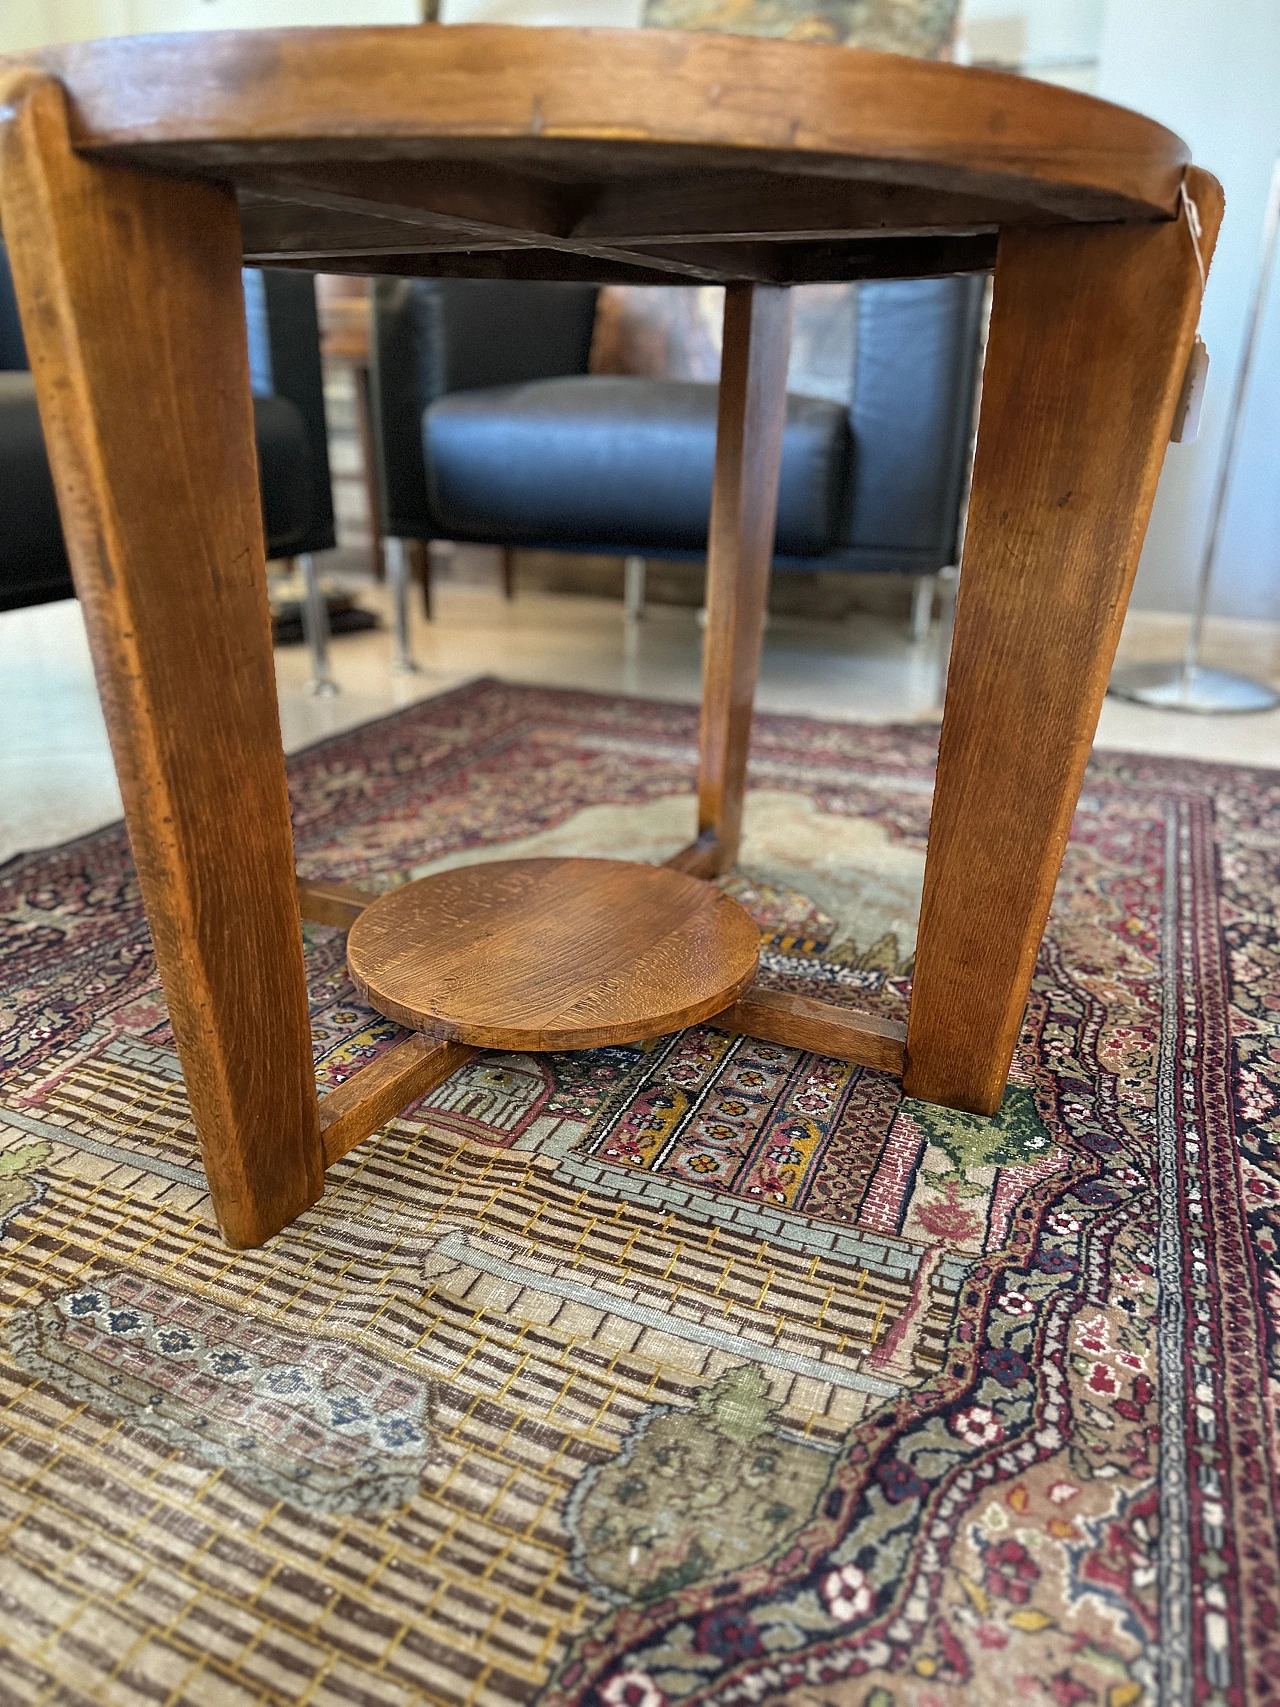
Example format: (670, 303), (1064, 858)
(841, 274), (986, 571)
(0, 244), (336, 592)
(371, 278), (600, 541)
(244, 268), (336, 557)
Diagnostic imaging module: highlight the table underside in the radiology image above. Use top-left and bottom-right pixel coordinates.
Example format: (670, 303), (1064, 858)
(230, 153), (1007, 286)
(6, 26), (1189, 286)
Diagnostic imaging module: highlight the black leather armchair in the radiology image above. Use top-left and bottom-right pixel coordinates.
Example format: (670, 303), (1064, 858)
(370, 275), (985, 625)
(0, 250), (335, 616)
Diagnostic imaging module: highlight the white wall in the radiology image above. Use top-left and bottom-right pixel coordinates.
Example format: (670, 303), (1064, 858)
(1098, 0), (1280, 621)
(128, 0), (419, 29)
(0, 0), (418, 53)
(0, 1), (58, 51)
(960, 0), (1103, 81)
(441, 0), (636, 23)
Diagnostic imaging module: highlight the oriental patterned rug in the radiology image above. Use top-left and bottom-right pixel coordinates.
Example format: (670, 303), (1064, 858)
(1, 677), (1278, 1707)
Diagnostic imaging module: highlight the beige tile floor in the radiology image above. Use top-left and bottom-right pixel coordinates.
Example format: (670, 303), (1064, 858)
(2, 562), (1279, 864)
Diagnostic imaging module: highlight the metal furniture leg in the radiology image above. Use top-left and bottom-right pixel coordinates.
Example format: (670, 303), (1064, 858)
(624, 555), (646, 621)
(910, 573), (935, 641)
(298, 551), (338, 697)
(386, 536), (422, 674)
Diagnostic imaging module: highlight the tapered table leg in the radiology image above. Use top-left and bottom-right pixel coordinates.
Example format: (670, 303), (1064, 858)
(905, 169), (1223, 1114)
(696, 285), (791, 873)
(0, 76), (324, 1245)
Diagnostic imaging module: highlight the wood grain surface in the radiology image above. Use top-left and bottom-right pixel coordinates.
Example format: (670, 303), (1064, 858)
(256, 233), (1000, 288)
(319, 1035), (476, 1167)
(904, 165), (1224, 1115)
(297, 877), (377, 930)
(713, 987), (907, 1074)
(697, 286), (792, 871)
(663, 833), (723, 880)
(0, 75), (324, 1247)
(346, 857), (761, 1050)
(0, 26), (1191, 286)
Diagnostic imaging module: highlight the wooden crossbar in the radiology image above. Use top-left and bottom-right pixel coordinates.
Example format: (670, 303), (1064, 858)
(320, 1033), (477, 1166)
(663, 833), (724, 879)
(712, 985), (907, 1074)
(297, 876), (376, 929)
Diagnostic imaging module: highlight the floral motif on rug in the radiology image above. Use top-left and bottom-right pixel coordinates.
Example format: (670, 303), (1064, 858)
(1, 677), (1278, 1707)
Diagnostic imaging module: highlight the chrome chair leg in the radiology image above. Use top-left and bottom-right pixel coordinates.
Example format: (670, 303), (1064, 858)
(386, 537), (423, 674)
(910, 572), (936, 642)
(298, 552), (338, 697)
(935, 565), (960, 710)
(624, 555), (646, 621)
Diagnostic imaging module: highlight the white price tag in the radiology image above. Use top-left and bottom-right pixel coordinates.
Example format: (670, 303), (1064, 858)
(1171, 334), (1209, 443)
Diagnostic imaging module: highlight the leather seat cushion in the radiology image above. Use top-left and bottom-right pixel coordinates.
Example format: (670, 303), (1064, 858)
(424, 375), (853, 557)
(0, 374), (313, 610)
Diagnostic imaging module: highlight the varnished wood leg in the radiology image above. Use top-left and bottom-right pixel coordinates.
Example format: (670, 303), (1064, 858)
(0, 76), (324, 1245)
(500, 547), (516, 601)
(905, 171), (1222, 1113)
(696, 285), (792, 873)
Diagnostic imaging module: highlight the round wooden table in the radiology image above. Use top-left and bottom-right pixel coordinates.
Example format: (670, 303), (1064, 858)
(0, 26), (1218, 1246)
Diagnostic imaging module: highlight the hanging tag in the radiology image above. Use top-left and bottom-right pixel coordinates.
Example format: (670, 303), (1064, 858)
(1171, 334), (1209, 442)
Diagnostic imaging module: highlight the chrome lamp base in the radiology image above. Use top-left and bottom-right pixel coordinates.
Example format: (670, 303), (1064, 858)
(1108, 661), (1280, 714)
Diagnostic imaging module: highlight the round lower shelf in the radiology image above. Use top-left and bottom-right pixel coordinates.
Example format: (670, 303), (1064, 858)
(346, 856), (760, 1051)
